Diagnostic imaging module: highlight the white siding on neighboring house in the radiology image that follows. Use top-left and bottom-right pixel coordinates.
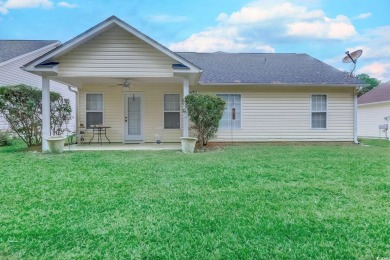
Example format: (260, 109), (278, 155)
(78, 85), (354, 143)
(55, 25), (177, 78)
(358, 102), (390, 138)
(0, 45), (76, 131)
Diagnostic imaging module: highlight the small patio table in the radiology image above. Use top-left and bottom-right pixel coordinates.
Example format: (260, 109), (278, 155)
(88, 126), (111, 145)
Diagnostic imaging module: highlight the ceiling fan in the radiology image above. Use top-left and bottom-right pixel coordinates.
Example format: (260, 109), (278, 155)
(109, 78), (131, 89)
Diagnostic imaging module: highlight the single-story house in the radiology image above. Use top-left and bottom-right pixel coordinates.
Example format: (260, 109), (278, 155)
(0, 40), (76, 130)
(22, 16), (365, 151)
(358, 82), (390, 139)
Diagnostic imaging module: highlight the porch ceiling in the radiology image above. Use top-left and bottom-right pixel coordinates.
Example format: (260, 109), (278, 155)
(52, 76), (188, 88)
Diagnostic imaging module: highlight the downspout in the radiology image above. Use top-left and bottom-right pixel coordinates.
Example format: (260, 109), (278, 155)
(68, 86), (78, 133)
(354, 87), (359, 144)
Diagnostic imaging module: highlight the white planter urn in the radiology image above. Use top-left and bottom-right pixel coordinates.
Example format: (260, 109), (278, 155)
(45, 135), (66, 154)
(180, 137), (198, 153)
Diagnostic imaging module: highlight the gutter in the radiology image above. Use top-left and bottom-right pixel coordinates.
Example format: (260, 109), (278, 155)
(198, 82), (368, 88)
(354, 88), (359, 144)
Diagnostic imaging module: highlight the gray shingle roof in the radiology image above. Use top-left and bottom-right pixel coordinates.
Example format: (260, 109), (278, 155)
(0, 40), (58, 63)
(177, 52), (363, 85)
(358, 82), (390, 105)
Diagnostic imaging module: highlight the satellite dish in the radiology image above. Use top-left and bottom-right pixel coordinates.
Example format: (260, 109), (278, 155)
(342, 50), (363, 64)
(342, 49), (363, 77)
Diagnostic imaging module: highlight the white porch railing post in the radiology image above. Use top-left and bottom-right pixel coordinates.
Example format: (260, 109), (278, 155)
(182, 77), (189, 138)
(42, 75), (51, 152)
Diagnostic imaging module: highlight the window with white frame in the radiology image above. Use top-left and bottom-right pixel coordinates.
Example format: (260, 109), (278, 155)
(86, 93), (103, 129)
(311, 94), (327, 129)
(164, 94), (180, 129)
(217, 94), (241, 129)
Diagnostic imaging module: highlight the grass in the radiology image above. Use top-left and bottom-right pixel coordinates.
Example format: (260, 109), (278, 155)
(0, 139), (389, 259)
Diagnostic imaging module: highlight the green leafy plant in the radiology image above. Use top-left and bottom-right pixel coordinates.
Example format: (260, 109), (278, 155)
(184, 92), (225, 146)
(0, 130), (12, 146)
(356, 73), (381, 97)
(0, 84), (72, 147)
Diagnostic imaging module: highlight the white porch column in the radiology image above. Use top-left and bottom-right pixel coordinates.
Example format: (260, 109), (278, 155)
(182, 77), (189, 138)
(42, 75), (51, 152)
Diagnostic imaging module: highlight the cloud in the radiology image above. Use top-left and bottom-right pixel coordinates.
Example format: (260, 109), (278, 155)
(0, 5), (8, 14)
(169, 0), (357, 52)
(148, 14), (187, 23)
(353, 12), (371, 20)
(325, 26), (390, 81)
(170, 26), (275, 53)
(3, 0), (52, 8)
(57, 1), (77, 8)
(287, 15), (356, 40)
(358, 63), (390, 81)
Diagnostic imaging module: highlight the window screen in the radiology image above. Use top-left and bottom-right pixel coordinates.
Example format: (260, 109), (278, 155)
(311, 94), (327, 129)
(164, 94), (180, 129)
(86, 94), (103, 128)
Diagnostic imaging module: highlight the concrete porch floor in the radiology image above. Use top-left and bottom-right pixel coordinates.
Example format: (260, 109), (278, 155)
(66, 142), (181, 151)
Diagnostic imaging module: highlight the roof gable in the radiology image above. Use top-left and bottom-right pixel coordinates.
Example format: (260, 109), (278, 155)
(23, 16), (201, 73)
(0, 40), (58, 64)
(358, 82), (390, 104)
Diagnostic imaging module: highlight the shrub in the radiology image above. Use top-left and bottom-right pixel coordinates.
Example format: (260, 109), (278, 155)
(184, 92), (225, 146)
(0, 130), (12, 146)
(0, 85), (72, 147)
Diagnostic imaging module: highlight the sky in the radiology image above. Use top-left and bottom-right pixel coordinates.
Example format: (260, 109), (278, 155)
(0, 0), (389, 81)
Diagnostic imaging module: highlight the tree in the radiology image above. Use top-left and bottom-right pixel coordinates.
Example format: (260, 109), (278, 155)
(356, 73), (381, 97)
(184, 92), (225, 146)
(0, 85), (72, 147)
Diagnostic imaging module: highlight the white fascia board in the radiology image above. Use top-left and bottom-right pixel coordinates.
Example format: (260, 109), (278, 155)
(23, 17), (202, 74)
(23, 23), (116, 71)
(0, 42), (60, 67)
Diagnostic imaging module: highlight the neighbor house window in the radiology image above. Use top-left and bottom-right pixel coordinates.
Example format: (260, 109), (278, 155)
(164, 94), (180, 129)
(311, 94), (327, 129)
(217, 94), (241, 129)
(86, 93), (103, 129)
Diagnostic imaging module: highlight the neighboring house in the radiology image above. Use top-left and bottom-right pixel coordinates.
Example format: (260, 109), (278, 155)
(0, 40), (76, 130)
(358, 82), (390, 138)
(22, 16), (364, 151)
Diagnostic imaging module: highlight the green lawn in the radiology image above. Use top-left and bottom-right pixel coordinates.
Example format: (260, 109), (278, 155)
(0, 140), (389, 259)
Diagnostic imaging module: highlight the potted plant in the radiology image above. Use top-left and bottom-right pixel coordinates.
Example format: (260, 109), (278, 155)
(182, 92), (225, 153)
(180, 137), (198, 153)
(46, 97), (72, 153)
(46, 135), (67, 153)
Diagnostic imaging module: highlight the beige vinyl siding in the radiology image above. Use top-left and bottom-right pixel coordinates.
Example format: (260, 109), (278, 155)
(79, 83), (183, 143)
(56, 25), (177, 77)
(195, 86), (355, 142)
(78, 85), (354, 143)
(0, 45), (76, 130)
(358, 102), (390, 138)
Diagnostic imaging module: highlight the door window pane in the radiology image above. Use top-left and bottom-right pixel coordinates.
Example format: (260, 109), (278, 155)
(217, 94), (241, 129)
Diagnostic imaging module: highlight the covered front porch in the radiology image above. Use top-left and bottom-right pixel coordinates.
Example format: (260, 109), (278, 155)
(22, 16), (202, 151)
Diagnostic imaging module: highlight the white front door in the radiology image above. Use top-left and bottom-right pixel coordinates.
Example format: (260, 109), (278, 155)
(124, 93), (144, 142)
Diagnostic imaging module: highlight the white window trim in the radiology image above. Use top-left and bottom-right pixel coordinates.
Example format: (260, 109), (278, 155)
(85, 92), (104, 129)
(310, 93), (328, 129)
(216, 93), (242, 130)
(163, 93), (181, 130)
